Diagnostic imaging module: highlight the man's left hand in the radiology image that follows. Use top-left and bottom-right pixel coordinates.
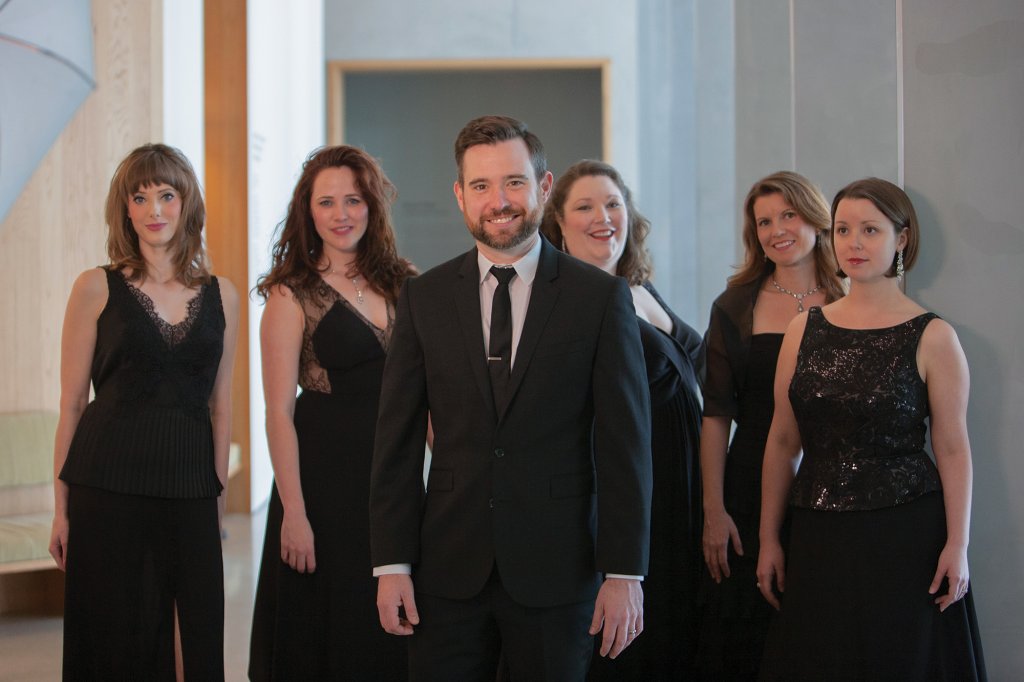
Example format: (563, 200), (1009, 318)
(589, 577), (643, 659)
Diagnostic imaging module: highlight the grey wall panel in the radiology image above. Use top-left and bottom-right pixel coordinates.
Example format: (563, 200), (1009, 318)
(636, 0), (697, 321)
(694, 0), (737, 322)
(735, 0), (794, 206)
(733, 0), (1024, 672)
(793, 0), (900, 197)
(637, 0), (734, 327)
(903, 1), (1024, 676)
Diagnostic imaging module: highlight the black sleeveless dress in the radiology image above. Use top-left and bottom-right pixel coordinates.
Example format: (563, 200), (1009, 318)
(249, 280), (408, 681)
(588, 283), (704, 680)
(759, 307), (986, 681)
(61, 267), (226, 681)
(698, 333), (782, 680)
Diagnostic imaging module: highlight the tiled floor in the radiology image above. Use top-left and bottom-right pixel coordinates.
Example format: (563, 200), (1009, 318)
(0, 508), (267, 682)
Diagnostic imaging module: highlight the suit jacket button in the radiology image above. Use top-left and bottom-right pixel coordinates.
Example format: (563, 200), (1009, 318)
(489, 498), (495, 508)
(494, 448), (504, 458)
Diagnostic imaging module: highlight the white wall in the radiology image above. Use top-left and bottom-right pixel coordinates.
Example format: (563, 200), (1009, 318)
(247, 0), (325, 511)
(161, 0), (204, 187)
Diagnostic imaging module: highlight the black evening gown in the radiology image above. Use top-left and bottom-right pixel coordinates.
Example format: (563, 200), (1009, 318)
(697, 333), (782, 680)
(759, 308), (986, 681)
(588, 283), (704, 681)
(249, 282), (407, 681)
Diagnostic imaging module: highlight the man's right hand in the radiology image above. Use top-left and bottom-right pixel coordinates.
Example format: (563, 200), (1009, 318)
(377, 573), (420, 635)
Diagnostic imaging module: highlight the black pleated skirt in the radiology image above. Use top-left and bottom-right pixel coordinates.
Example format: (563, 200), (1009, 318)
(62, 484), (224, 681)
(759, 492), (985, 681)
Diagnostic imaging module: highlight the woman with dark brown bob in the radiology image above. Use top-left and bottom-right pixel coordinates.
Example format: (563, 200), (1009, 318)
(757, 178), (986, 680)
(697, 171), (844, 679)
(248, 145), (416, 680)
(51, 143), (239, 680)
(541, 159), (704, 679)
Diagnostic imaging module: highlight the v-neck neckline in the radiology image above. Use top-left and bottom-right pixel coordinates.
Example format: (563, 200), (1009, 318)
(115, 269), (206, 347)
(319, 277), (392, 336)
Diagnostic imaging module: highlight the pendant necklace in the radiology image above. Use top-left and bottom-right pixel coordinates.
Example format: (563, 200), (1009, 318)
(329, 264), (366, 305)
(771, 278), (820, 312)
(350, 275), (366, 305)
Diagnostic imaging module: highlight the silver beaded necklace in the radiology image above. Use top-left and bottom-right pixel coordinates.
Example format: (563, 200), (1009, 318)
(771, 277), (820, 312)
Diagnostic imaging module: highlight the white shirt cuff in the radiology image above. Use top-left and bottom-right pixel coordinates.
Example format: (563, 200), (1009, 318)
(605, 573), (644, 581)
(373, 563), (412, 577)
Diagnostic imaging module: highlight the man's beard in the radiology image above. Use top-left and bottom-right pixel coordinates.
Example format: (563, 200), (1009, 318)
(466, 203), (543, 252)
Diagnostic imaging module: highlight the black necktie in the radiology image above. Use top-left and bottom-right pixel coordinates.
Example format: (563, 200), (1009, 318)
(488, 266), (517, 411)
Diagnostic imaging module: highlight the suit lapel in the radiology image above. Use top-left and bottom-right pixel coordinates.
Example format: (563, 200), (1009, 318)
(500, 239), (560, 421)
(454, 249), (498, 417)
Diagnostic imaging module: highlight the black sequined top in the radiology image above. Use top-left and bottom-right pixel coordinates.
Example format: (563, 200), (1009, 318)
(60, 267), (225, 498)
(788, 307), (942, 511)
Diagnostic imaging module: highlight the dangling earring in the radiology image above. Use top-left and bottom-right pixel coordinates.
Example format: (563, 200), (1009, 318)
(896, 249), (905, 283)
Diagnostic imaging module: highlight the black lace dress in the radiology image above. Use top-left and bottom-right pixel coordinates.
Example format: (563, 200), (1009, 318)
(588, 283), (704, 680)
(249, 280), (408, 681)
(61, 267), (226, 681)
(760, 307), (986, 681)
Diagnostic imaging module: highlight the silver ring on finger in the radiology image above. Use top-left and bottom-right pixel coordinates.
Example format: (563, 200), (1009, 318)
(628, 628), (638, 637)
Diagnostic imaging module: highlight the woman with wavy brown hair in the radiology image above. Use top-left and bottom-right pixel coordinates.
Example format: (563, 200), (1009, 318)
(248, 145), (416, 680)
(541, 159), (704, 679)
(51, 143), (239, 680)
(697, 171), (843, 679)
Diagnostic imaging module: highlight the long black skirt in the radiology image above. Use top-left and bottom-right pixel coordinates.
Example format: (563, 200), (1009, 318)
(248, 390), (408, 681)
(62, 484), (224, 681)
(760, 492), (985, 681)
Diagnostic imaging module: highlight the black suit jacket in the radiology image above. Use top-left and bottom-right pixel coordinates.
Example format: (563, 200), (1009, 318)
(369, 238), (652, 608)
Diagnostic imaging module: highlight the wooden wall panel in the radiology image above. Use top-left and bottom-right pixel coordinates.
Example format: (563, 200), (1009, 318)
(205, 0), (251, 513)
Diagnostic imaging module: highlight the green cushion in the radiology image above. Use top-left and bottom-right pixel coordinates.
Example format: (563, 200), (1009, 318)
(0, 412), (57, 487)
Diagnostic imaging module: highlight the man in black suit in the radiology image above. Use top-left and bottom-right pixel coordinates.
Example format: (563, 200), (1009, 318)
(370, 115), (652, 680)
